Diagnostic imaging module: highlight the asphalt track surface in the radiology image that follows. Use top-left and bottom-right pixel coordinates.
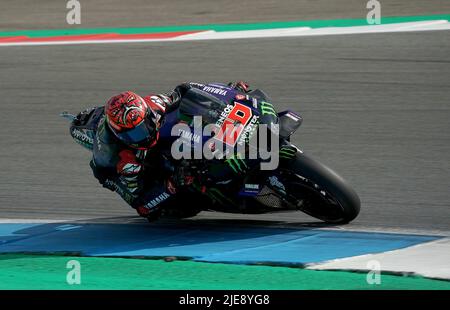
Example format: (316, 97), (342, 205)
(0, 29), (449, 235)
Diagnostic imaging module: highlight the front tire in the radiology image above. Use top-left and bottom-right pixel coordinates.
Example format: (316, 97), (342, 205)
(282, 152), (360, 223)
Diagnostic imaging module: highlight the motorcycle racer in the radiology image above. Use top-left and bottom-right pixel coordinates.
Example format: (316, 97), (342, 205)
(66, 80), (360, 224)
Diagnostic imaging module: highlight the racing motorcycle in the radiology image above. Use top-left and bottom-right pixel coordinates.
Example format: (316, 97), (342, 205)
(62, 83), (360, 224)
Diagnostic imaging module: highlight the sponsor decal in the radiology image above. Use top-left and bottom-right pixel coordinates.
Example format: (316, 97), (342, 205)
(202, 86), (228, 96)
(120, 163), (141, 175)
(149, 95), (166, 112)
(240, 183), (261, 197)
(159, 94), (171, 105)
(178, 128), (201, 144)
(216, 179), (232, 185)
(285, 112), (300, 121)
(237, 114), (259, 146)
(225, 156), (248, 174)
(136, 149), (147, 160)
(279, 145), (297, 160)
(145, 192), (171, 209)
(260, 101), (277, 117)
(96, 116), (106, 150)
(215, 102), (253, 146)
(96, 134), (101, 150)
(252, 98), (258, 109)
(71, 128), (94, 145)
(150, 95), (164, 105)
(235, 94), (246, 101)
(245, 184), (259, 190)
(216, 104), (234, 127)
(190, 82), (205, 88)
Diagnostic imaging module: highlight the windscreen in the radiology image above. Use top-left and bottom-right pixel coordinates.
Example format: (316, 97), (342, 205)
(179, 88), (228, 124)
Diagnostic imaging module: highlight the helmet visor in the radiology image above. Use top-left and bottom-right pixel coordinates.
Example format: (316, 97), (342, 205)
(116, 117), (157, 148)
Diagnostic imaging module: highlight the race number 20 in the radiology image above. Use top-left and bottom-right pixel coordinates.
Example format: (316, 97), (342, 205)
(215, 102), (252, 146)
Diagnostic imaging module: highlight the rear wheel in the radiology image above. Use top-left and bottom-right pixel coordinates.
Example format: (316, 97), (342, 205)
(280, 152), (360, 223)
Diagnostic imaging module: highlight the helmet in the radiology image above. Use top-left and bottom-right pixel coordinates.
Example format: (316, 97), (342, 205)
(105, 91), (159, 149)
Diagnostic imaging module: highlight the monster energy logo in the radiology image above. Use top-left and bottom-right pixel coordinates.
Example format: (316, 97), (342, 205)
(260, 101), (277, 117)
(279, 146), (297, 159)
(225, 156), (248, 174)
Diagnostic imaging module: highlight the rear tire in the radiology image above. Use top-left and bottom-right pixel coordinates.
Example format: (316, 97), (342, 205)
(283, 152), (360, 224)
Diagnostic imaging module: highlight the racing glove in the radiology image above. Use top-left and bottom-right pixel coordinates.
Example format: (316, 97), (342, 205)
(228, 81), (251, 93)
(167, 164), (195, 194)
(162, 83), (193, 113)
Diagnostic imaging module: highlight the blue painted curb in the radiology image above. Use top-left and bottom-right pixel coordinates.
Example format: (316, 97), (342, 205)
(0, 222), (440, 265)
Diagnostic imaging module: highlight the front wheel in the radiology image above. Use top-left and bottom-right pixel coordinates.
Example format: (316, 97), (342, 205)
(280, 152), (360, 224)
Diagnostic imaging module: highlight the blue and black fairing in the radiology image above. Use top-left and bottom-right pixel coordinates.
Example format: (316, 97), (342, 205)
(158, 84), (290, 150)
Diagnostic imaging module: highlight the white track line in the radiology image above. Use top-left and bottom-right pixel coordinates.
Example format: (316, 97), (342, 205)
(174, 20), (450, 41)
(171, 27), (312, 40)
(396, 20), (448, 30)
(307, 238), (450, 280)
